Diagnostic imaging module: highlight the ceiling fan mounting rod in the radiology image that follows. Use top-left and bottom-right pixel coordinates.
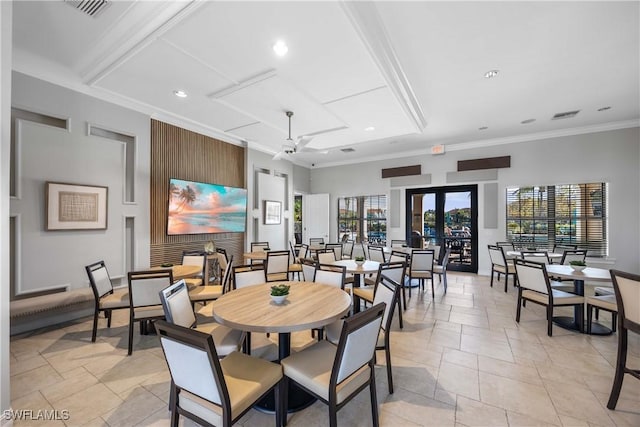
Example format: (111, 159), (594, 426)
(286, 111), (293, 141)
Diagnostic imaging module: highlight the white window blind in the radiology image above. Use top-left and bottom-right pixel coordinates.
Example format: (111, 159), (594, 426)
(506, 183), (607, 256)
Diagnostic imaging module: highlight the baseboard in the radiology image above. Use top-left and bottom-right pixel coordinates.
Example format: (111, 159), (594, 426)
(10, 303), (94, 336)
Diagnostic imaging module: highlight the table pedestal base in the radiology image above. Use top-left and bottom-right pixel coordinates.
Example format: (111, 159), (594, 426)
(254, 382), (316, 414)
(552, 316), (612, 335)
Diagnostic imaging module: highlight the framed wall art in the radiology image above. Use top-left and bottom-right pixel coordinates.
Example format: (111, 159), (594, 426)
(46, 182), (108, 230)
(264, 200), (282, 225)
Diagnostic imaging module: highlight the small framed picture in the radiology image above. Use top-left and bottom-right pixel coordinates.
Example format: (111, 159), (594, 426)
(264, 200), (282, 225)
(46, 182), (108, 230)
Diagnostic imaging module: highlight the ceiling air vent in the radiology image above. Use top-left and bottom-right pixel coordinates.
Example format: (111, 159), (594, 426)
(65, 0), (111, 17)
(341, 148), (355, 153)
(551, 110), (580, 120)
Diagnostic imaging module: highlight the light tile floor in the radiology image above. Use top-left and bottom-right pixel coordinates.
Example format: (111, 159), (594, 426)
(10, 273), (640, 427)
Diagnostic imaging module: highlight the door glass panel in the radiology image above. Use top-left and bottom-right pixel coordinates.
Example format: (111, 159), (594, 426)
(422, 194), (437, 245)
(444, 191), (472, 267)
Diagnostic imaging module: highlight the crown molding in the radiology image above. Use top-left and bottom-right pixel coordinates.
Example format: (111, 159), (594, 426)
(313, 120), (640, 169)
(341, 1), (427, 133)
(442, 119), (640, 152)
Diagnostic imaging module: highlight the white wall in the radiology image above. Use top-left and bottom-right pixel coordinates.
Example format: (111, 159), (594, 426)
(245, 147), (295, 251)
(10, 72), (151, 293)
(1, 0), (12, 417)
(310, 127), (640, 275)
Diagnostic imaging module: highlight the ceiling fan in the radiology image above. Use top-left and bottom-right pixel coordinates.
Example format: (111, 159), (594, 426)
(272, 111), (326, 160)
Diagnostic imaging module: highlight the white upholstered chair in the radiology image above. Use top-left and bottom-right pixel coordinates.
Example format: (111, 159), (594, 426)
(85, 260), (129, 342)
(513, 259), (584, 336)
(281, 304), (385, 427)
(606, 269), (640, 410)
(160, 279), (244, 357)
(155, 320), (284, 427)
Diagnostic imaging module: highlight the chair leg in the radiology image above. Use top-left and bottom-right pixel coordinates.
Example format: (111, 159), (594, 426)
(430, 277), (435, 299)
(547, 305), (553, 336)
(128, 315), (134, 356)
(170, 389), (179, 427)
(607, 329), (628, 409)
(106, 310), (112, 328)
(397, 298), (403, 329)
(442, 271), (447, 293)
(401, 281), (407, 311)
(612, 312), (617, 333)
(586, 304), (593, 334)
(385, 346), (394, 394)
(92, 308), (100, 342)
(274, 378), (282, 427)
(370, 362), (380, 427)
(516, 289), (523, 323)
(282, 377), (290, 425)
(504, 273), (509, 293)
(490, 269), (495, 288)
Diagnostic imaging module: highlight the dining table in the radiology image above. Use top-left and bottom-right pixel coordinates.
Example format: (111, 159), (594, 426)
(507, 250), (564, 261)
(242, 251), (268, 262)
(212, 281), (351, 412)
(153, 264), (202, 281)
(545, 264), (613, 335)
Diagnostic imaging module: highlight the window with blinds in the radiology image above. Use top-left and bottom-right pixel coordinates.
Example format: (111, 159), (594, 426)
(338, 195), (387, 244)
(506, 183), (607, 256)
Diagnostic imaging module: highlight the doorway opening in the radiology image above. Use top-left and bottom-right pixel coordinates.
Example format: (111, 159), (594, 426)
(406, 185), (478, 273)
(294, 195), (302, 244)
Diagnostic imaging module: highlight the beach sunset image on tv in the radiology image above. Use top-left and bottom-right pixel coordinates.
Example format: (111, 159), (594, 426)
(167, 178), (247, 235)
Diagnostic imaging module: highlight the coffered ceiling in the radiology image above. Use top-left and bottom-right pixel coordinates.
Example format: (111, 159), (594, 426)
(12, 1), (640, 167)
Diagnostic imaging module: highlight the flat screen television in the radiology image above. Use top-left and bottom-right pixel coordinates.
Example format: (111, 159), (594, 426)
(167, 178), (247, 235)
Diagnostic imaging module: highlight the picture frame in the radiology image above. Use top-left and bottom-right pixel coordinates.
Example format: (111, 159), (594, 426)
(46, 182), (108, 230)
(264, 200), (282, 225)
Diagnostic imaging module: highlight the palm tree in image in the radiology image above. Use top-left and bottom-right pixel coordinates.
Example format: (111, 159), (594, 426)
(174, 185), (197, 213)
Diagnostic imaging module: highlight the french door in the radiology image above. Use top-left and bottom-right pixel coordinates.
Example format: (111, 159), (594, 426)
(406, 185), (478, 273)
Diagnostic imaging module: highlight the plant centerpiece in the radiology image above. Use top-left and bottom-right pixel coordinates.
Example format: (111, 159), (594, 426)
(354, 256), (365, 266)
(160, 263), (173, 268)
(569, 260), (587, 272)
(270, 283), (290, 304)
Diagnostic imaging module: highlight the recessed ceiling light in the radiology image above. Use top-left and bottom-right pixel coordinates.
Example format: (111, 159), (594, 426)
(479, 126), (488, 130)
(484, 70), (499, 79)
(597, 106), (611, 112)
(273, 40), (288, 56)
(364, 126), (375, 131)
(521, 118), (536, 124)
(173, 90), (188, 98)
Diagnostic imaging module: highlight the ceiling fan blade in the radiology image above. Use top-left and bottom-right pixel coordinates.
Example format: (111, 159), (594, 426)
(296, 135), (314, 149)
(272, 151), (288, 161)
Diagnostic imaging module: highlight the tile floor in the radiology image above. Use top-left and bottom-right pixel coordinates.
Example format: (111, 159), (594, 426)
(9, 273), (640, 427)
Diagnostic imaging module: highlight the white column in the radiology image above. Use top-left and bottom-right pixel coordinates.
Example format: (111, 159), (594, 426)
(0, 0), (13, 420)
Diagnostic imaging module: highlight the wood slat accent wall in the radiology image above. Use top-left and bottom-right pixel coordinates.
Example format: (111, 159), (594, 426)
(150, 120), (245, 267)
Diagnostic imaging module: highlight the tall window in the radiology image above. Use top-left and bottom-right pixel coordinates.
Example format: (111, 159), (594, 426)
(506, 183), (607, 256)
(338, 195), (387, 244)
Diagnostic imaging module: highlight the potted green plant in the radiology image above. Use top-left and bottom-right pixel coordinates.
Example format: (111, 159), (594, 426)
(270, 283), (290, 304)
(569, 260), (587, 272)
(354, 256), (365, 266)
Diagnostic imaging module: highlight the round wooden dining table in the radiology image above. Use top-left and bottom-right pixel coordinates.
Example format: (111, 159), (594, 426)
(153, 264), (202, 281)
(212, 281), (351, 412)
(545, 264), (612, 335)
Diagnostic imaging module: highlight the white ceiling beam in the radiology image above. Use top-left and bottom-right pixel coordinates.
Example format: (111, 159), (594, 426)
(340, 1), (427, 133)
